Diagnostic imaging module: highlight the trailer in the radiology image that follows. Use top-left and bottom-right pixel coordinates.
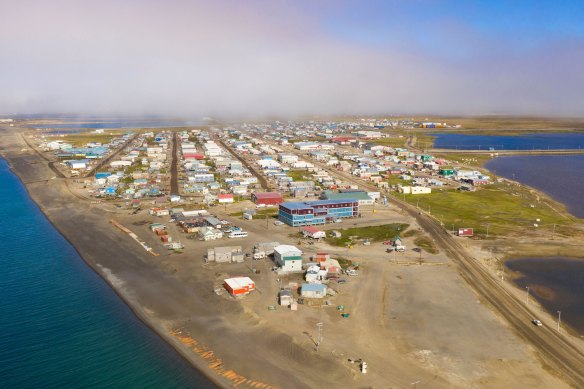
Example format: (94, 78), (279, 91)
(458, 228), (474, 237)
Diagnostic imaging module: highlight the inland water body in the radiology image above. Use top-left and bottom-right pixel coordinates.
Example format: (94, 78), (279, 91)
(433, 132), (584, 150)
(0, 158), (215, 388)
(434, 132), (584, 333)
(505, 258), (584, 334)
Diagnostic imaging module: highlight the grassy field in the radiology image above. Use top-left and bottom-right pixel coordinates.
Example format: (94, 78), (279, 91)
(230, 208), (278, 219)
(326, 223), (409, 247)
(286, 169), (312, 181)
(51, 133), (118, 147)
(413, 236), (439, 254)
(433, 153), (495, 167)
(370, 137), (408, 148)
(403, 183), (578, 238)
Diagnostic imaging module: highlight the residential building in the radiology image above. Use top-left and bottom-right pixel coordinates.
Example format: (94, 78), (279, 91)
(300, 283), (327, 298)
(301, 226), (326, 239)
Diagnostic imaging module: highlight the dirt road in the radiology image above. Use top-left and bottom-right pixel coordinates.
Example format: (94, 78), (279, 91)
(279, 141), (584, 387)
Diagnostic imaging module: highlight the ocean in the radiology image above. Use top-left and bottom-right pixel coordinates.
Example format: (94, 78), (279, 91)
(0, 158), (214, 388)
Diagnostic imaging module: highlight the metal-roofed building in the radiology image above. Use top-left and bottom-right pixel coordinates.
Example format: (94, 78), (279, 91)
(320, 190), (374, 205)
(278, 198), (359, 226)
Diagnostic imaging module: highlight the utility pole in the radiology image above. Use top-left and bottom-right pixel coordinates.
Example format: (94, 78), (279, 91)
(316, 322), (324, 352)
(552, 224), (556, 240)
(557, 310), (562, 332)
(486, 223), (490, 239)
(525, 286), (530, 305)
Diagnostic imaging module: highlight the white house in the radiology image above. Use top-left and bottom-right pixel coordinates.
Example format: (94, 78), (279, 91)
(198, 227), (223, 241)
(301, 226), (326, 239)
(273, 245), (303, 272)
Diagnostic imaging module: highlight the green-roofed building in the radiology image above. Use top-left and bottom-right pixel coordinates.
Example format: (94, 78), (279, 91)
(321, 190), (374, 205)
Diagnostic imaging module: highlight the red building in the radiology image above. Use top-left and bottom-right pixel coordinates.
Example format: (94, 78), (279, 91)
(183, 152), (205, 160)
(224, 277), (255, 296)
(251, 192), (283, 206)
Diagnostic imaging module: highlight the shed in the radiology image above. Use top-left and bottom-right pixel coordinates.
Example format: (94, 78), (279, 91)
(279, 289), (293, 306)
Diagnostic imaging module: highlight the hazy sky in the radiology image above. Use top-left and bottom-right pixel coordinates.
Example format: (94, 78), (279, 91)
(1, 0), (584, 118)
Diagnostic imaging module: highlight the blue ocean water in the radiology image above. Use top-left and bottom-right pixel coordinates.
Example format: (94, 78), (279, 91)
(0, 158), (214, 388)
(433, 132), (584, 150)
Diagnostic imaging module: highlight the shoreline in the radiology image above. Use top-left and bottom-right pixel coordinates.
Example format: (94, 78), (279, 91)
(0, 128), (361, 388)
(1, 157), (224, 388)
(3, 125), (584, 388)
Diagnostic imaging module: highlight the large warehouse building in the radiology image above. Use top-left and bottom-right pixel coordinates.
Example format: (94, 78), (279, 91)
(251, 192), (284, 206)
(278, 199), (359, 226)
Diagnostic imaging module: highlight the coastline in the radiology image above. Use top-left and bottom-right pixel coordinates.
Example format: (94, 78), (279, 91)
(3, 125), (583, 388)
(0, 127), (366, 388)
(0, 152), (224, 387)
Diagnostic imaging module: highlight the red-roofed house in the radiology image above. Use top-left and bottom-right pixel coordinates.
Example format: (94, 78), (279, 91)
(217, 194), (234, 204)
(251, 192), (283, 206)
(302, 226), (326, 239)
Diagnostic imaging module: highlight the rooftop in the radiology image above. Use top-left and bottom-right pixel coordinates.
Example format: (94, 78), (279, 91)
(280, 198), (359, 210)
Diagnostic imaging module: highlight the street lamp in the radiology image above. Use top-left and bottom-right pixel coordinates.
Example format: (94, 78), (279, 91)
(316, 322), (324, 352)
(525, 286), (530, 305)
(557, 311), (562, 332)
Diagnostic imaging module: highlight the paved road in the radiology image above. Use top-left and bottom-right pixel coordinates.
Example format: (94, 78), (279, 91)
(170, 132), (179, 195)
(277, 141), (584, 387)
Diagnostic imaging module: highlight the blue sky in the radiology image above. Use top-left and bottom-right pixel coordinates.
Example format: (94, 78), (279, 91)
(1, 0), (584, 117)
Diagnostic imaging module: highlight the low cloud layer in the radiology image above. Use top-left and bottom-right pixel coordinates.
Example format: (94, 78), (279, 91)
(1, 0), (584, 118)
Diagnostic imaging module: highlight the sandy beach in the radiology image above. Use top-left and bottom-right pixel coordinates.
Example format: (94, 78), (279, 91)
(3, 124), (584, 388)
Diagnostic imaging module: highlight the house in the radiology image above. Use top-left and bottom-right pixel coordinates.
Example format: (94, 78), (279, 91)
(198, 227), (223, 241)
(305, 265), (328, 282)
(300, 283), (327, 298)
(302, 226), (326, 239)
(224, 277), (255, 297)
(149, 208), (169, 217)
(217, 194), (234, 204)
(251, 192), (283, 206)
(273, 245), (303, 272)
(206, 246), (244, 263)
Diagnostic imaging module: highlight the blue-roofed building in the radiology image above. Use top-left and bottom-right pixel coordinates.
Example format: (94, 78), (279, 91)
(278, 198), (359, 226)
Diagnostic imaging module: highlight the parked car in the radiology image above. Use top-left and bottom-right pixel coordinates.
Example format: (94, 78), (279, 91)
(274, 220), (284, 226)
(334, 218), (343, 223)
(532, 319), (543, 327)
(337, 279), (347, 284)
